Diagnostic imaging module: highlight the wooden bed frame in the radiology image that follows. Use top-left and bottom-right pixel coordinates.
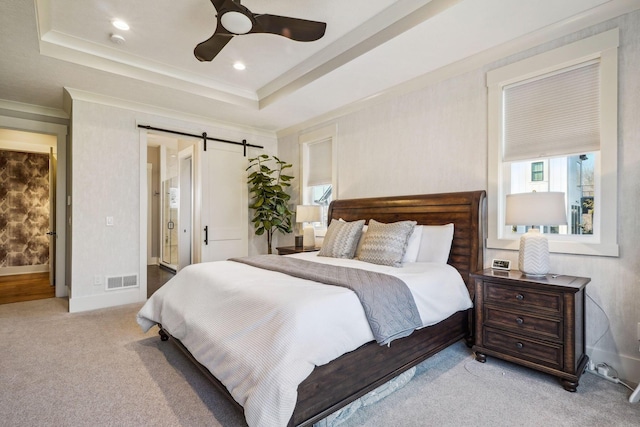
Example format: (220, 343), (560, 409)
(159, 190), (486, 426)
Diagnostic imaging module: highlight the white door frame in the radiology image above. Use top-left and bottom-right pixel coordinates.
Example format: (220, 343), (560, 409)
(178, 146), (194, 271)
(0, 115), (68, 298)
(146, 163), (154, 265)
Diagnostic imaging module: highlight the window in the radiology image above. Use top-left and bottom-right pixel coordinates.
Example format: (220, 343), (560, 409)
(299, 125), (337, 232)
(487, 29), (619, 257)
(509, 154), (595, 236)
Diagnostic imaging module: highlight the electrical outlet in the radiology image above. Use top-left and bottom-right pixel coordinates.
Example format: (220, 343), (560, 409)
(586, 362), (620, 384)
(93, 275), (102, 286)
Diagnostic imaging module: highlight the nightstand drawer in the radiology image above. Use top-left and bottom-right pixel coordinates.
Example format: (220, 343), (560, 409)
(484, 327), (563, 370)
(485, 307), (562, 341)
(484, 282), (562, 315)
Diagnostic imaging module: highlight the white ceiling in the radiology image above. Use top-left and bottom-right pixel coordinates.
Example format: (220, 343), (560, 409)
(0, 0), (637, 134)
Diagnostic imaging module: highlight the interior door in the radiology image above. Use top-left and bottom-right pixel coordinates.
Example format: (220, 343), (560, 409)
(200, 140), (248, 262)
(48, 147), (56, 286)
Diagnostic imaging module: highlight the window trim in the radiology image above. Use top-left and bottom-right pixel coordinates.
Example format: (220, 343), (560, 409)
(487, 29), (619, 257)
(299, 124), (338, 230)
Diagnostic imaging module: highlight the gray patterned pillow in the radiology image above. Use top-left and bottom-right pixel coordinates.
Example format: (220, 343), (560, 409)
(318, 219), (365, 259)
(357, 219), (417, 267)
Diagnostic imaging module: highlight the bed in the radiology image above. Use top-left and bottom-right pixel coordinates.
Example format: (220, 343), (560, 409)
(137, 190), (486, 427)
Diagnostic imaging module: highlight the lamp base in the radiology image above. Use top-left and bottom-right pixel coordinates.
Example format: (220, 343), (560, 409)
(518, 229), (550, 276)
(303, 225), (315, 249)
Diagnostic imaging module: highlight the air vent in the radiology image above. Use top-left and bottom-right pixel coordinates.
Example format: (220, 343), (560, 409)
(105, 274), (139, 291)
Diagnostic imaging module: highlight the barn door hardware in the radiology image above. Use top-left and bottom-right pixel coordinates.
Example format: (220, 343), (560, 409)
(137, 125), (262, 156)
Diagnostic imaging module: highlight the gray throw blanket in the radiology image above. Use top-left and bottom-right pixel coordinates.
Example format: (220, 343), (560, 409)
(229, 255), (422, 346)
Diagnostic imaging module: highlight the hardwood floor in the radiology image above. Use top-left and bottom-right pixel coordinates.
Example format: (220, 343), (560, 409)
(147, 264), (175, 298)
(0, 272), (54, 305)
(0, 267), (175, 305)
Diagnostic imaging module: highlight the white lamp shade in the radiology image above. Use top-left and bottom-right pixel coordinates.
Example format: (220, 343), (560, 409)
(296, 205), (322, 223)
(505, 192), (567, 226)
(505, 192), (566, 276)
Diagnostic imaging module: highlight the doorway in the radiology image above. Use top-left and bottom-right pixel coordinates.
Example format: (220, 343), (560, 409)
(0, 120), (67, 302)
(146, 133), (197, 274)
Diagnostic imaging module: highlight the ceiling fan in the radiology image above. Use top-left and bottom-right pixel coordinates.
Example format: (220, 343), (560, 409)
(195, 0), (327, 62)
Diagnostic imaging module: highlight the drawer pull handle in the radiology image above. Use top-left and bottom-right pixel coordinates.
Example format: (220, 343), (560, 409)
(515, 317), (524, 325)
(515, 342), (524, 349)
(515, 294), (524, 301)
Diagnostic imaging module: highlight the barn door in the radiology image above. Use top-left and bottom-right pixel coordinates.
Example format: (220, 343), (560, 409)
(200, 140), (248, 262)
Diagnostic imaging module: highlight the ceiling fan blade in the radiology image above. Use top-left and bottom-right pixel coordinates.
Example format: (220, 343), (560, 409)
(211, 0), (232, 12)
(209, 0), (228, 11)
(252, 14), (326, 42)
(194, 32), (234, 62)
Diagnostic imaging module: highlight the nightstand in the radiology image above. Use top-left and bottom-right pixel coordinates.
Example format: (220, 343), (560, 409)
(471, 269), (590, 392)
(275, 246), (319, 255)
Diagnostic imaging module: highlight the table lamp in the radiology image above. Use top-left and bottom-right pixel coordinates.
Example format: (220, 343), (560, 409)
(505, 192), (567, 276)
(296, 205), (322, 249)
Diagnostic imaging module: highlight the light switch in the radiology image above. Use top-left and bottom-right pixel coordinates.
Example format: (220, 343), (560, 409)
(106, 216), (114, 226)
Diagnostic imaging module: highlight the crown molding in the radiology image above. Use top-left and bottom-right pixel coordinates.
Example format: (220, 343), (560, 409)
(0, 99), (68, 119)
(64, 87), (276, 139)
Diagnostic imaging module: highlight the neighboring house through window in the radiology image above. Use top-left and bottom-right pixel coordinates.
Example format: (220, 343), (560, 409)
(487, 29), (619, 257)
(530, 161), (544, 182)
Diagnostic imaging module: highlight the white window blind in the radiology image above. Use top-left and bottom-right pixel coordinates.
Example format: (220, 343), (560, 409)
(306, 139), (332, 186)
(503, 61), (600, 162)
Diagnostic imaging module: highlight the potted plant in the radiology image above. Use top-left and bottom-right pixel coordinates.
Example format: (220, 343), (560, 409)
(247, 154), (294, 254)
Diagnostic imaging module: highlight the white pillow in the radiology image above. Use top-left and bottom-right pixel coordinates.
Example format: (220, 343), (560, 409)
(401, 225), (423, 263)
(416, 223), (454, 263)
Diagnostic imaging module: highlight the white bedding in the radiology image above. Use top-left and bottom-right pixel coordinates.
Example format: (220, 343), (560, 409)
(137, 252), (472, 427)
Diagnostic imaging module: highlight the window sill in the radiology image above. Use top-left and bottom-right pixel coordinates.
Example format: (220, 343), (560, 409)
(487, 237), (619, 257)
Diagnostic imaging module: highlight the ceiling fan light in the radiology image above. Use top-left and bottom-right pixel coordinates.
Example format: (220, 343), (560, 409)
(221, 11), (252, 34)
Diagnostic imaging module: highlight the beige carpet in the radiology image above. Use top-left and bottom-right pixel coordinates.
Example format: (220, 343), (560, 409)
(1, 298), (638, 426)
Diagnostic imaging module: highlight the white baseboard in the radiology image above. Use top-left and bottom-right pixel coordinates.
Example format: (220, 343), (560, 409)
(69, 288), (146, 313)
(588, 345), (640, 386)
(0, 265), (49, 276)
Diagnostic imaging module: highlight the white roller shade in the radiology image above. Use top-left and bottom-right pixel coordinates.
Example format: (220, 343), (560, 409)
(503, 61), (600, 162)
(306, 139), (332, 186)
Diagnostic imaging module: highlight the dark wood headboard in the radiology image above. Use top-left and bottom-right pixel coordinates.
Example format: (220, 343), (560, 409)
(327, 190), (486, 296)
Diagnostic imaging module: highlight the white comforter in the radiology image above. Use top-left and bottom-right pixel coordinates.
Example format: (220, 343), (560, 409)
(137, 252), (472, 427)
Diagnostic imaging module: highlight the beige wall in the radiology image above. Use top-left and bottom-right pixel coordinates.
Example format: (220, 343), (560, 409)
(67, 96), (278, 312)
(278, 11), (640, 383)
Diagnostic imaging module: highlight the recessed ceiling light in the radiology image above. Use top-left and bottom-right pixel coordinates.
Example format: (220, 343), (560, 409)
(233, 62), (246, 71)
(112, 19), (130, 31)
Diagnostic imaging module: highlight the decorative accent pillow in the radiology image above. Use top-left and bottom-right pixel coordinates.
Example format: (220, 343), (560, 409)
(318, 219), (365, 259)
(357, 219), (417, 267)
(416, 223), (455, 263)
(401, 225), (423, 263)
(355, 224), (421, 262)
